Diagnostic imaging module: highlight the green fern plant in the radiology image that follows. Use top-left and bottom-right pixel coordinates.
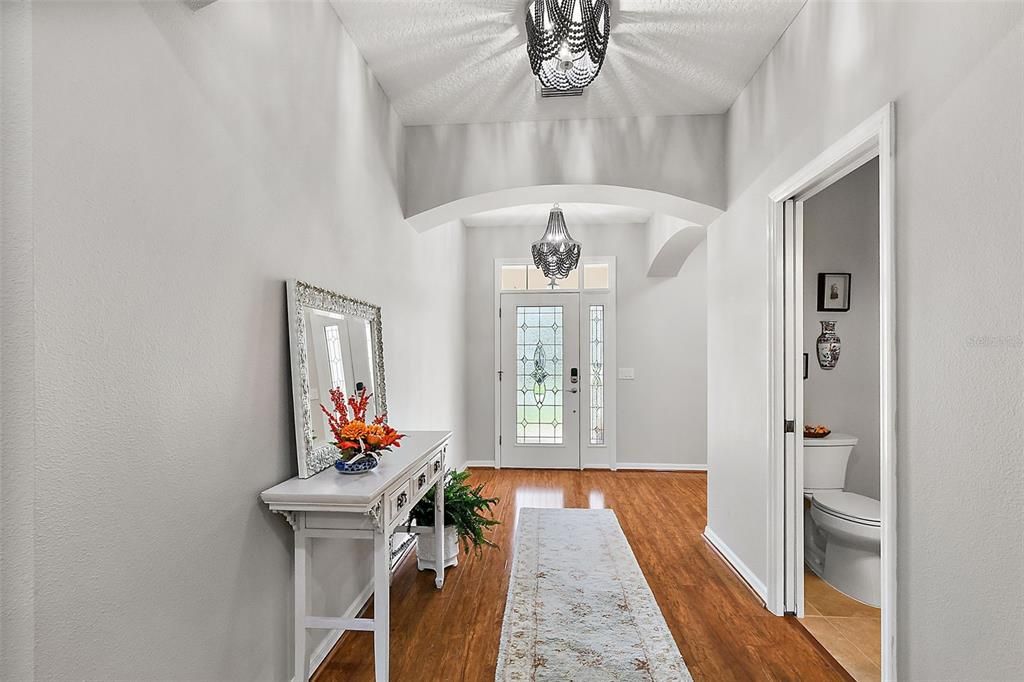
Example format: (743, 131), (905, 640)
(407, 470), (500, 556)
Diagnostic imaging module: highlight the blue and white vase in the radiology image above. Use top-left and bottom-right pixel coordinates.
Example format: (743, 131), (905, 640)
(816, 321), (841, 370)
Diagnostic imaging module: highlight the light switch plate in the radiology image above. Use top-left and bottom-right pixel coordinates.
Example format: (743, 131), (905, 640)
(618, 368), (635, 380)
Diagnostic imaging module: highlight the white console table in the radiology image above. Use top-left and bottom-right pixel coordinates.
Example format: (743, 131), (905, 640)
(261, 430), (451, 681)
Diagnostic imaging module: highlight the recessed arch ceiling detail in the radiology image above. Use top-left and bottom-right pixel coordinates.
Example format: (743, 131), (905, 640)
(462, 202), (652, 229)
(406, 184), (721, 233)
(328, 0), (805, 125)
(646, 214), (706, 277)
(414, 185), (720, 278)
(462, 202), (706, 277)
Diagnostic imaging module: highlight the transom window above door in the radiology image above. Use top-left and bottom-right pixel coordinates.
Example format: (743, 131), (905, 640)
(500, 261), (610, 292)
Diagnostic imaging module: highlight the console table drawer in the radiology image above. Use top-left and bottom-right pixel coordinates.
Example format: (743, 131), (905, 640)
(387, 479), (412, 522)
(413, 463), (432, 495)
(430, 448), (444, 481)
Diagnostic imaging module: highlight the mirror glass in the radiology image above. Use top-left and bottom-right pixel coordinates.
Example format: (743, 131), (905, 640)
(304, 308), (378, 443)
(287, 281), (387, 478)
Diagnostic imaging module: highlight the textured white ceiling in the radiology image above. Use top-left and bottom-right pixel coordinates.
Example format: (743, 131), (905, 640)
(461, 202), (651, 228)
(329, 0), (805, 125)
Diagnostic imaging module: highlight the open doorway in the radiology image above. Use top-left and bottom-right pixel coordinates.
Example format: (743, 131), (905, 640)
(800, 159), (883, 680)
(766, 105), (896, 681)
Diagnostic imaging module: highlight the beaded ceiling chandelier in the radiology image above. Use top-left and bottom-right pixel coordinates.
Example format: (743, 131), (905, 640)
(525, 0), (610, 92)
(532, 204), (582, 287)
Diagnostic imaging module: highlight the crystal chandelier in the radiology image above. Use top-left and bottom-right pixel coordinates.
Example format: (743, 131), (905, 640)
(532, 204), (582, 287)
(525, 0), (610, 92)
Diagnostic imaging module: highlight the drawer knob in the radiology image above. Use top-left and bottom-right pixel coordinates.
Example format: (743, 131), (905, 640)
(418, 473), (427, 487)
(433, 461), (441, 473)
(396, 491), (408, 510)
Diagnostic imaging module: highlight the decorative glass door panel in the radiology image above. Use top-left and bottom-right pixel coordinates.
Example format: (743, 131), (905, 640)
(517, 305), (563, 444)
(501, 293), (580, 468)
(588, 305), (605, 445)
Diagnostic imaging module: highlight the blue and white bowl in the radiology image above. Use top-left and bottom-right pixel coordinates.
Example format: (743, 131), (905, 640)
(335, 456), (379, 475)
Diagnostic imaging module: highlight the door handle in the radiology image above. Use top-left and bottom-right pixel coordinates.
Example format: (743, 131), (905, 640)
(570, 387), (579, 393)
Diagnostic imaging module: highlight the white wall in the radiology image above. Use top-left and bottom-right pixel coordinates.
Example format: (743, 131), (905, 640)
(404, 115), (727, 217)
(1, 2), (36, 678)
(4, 1), (466, 679)
(465, 223), (706, 468)
(803, 159), (880, 499)
(707, 2), (1023, 678)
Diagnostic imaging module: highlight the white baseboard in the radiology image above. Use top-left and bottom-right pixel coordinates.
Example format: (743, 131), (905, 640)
(702, 526), (767, 604)
(293, 580), (375, 682)
(464, 461), (706, 472)
(615, 463), (707, 472)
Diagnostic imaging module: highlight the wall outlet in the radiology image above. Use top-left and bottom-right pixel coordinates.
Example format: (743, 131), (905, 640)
(617, 368), (636, 380)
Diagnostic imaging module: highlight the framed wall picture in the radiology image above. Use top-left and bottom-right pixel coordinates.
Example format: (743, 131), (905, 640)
(817, 273), (851, 312)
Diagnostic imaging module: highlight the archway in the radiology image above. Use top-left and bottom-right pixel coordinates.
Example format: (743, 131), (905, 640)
(407, 184), (723, 276)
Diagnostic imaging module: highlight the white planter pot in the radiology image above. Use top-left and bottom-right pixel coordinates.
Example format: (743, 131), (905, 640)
(416, 525), (459, 572)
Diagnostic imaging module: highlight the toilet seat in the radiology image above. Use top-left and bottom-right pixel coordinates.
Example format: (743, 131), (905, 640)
(803, 432), (858, 448)
(812, 491), (880, 527)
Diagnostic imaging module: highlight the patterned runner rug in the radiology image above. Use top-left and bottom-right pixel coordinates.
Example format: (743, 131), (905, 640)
(496, 508), (692, 681)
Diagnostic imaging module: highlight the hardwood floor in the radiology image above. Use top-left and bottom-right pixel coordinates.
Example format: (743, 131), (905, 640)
(313, 469), (851, 681)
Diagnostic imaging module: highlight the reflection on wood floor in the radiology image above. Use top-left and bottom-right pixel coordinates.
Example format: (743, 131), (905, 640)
(313, 469), (852, 681)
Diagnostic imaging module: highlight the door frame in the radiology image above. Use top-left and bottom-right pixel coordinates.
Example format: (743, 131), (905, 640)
(492, 257), (617, 469)
(765, 104), (897, 680)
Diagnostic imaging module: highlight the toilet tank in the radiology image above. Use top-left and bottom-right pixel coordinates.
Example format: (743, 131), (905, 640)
(803, 433), (858, 491)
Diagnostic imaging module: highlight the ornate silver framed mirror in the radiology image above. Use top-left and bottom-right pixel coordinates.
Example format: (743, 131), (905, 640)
(286, 280), (388, 478)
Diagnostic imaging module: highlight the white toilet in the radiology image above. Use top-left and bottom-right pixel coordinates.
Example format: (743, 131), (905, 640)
(804, 433), (881, 607)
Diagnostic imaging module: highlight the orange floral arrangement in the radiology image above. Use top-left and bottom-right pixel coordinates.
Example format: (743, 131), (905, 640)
(321, 387), (405, 462)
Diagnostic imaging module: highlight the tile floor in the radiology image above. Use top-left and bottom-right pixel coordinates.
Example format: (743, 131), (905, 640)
(802, 569), (882, 681)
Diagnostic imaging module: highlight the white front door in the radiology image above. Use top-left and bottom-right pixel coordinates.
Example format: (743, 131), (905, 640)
(499, 293), (581, 468)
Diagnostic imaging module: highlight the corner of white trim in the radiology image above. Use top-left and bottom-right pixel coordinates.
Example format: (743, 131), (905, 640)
(703, 526), (768, 604)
